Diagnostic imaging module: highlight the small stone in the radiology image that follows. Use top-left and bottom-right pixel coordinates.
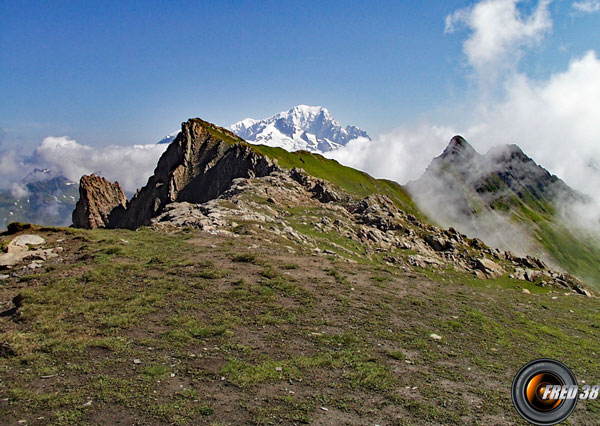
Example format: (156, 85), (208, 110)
(522, 289), (531, 294)
(83, 400), (93, 407)
(320, 406), (329, 411)
(133, 359), (142, 364)
(27, 261), (43, 270)
(551, 296), (558, 300)
(275, 367), (283, 372)
(0, 274), (9, 280)
(430, 333), (442, 341)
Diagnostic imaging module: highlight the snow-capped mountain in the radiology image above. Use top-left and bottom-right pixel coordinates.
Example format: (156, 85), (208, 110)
(157, 130), (180, 145)
(230, 105), (370, 153)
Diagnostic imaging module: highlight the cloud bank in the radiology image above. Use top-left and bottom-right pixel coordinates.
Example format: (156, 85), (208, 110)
(330, 1), (600, 197)
(32, 137), (168, 193)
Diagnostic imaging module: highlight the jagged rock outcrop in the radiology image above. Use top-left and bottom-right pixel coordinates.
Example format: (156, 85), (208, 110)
(289, 168), (342, 203)
(73, 118), (280, 229)
(72, 175), (127, 229)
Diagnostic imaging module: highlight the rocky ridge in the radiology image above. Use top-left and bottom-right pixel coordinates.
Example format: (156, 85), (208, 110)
(408, 136), (578, 226)
(150, 166), (591, 297)
(71, 119), (594, 296)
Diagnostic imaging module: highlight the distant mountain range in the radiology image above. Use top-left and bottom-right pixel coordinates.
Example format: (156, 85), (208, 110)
(0, 169), (78, 229)
(230, 105), (370, 152)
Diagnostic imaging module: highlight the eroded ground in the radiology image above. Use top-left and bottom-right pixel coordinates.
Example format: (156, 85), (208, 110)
(1, 225), (599, 425)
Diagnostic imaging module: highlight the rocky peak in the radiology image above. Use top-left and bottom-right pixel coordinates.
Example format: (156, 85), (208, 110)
(487, 144), (532, 165)
(72, 174), (127, 229)
(439, 135), (478, 162)
(74, 118), (280, 229)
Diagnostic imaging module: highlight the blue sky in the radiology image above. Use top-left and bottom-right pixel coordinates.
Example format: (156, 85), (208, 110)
(1, 0), (596, 149)
(1, 0), (600, 201)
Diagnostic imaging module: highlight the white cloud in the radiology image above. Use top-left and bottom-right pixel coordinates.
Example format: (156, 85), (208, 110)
(33, 137), (168, 193)
(10, 182), (29, 198)
(0, 149), (28, 188)
(325, 125), (455, 185)
(446, 0), (552, 86)
(465, 51), (600, 199)
(573, 0), (600, 13)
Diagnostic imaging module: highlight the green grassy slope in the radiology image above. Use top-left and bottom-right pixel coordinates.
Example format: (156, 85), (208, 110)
(469, 174), (600, 287)
(250, 145), (424, 219)
(509, 198), (600, 287)
(1, 227), (599, 425)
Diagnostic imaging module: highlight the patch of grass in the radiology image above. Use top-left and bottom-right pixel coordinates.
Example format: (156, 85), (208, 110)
(388, 350), (405, 361)
(281, 263), (299, 270)
(189, 325), (228, 339)
(260, 266), (278, 279)
(231, 278), (247, 286)
(327, 268), (352, 287)
(232, 253), (259, 264)
(347, 361), (395, 390)
(99, 245), (124, 256)
(196, 267), (228, 279)
(142, 364), (170, 378)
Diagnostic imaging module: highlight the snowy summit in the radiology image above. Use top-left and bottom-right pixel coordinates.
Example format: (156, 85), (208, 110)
(230, 105), (370, 153)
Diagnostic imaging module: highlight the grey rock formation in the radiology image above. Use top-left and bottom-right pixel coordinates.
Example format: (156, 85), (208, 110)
(72, 175), (127, 229)
(74, 118), (279, 229)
